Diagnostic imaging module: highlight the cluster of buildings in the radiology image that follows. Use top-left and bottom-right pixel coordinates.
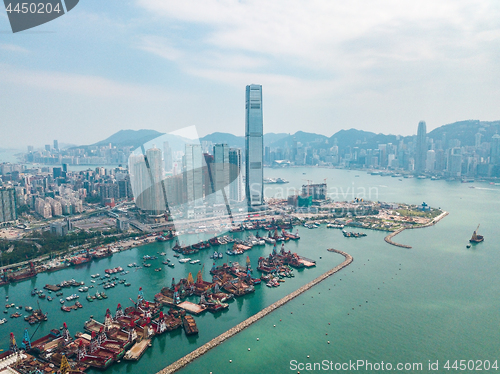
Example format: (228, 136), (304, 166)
(0, 84), (267, 226)
(263, 120), (500, 178)
(24, 140), (132, 165)
(126, 84), (264, 222)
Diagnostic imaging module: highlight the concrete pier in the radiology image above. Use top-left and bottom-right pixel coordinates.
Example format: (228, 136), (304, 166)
(157, 249), (353, 374)
(384, 211), (449, 249)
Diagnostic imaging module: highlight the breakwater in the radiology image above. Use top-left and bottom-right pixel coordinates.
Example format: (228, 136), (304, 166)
(384, 211), (449, 249)
(157, 249), (353, 374)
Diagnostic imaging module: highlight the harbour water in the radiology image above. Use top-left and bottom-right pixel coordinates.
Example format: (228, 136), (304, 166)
(1, 168), (499, 373)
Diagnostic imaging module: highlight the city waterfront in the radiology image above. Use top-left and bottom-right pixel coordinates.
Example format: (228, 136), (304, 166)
(1, 168), (499, 374)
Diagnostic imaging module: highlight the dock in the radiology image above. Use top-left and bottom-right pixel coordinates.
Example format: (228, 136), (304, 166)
(177, 301), (206, 315)
(124, 339), (151, 361)
(43, 284), (62, 292)
(157, 249), (353, 374)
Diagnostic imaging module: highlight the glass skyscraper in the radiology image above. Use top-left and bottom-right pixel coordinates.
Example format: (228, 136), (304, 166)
(184, 144), (204, 206)
(245, 84), (264, 208)
(415, 120), (427, 172)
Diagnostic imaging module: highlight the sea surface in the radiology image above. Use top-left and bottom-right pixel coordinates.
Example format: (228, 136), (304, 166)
(1, 168), (499, 374)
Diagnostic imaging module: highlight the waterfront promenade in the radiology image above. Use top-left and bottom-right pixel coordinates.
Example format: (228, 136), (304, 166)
(157, 249), (353, 374)
(384, 210), (449, 248)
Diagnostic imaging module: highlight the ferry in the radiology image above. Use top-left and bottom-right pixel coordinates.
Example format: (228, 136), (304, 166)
(190, 260), (200, 264)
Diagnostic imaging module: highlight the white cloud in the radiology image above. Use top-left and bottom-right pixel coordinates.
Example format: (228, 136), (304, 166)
(0, 44), (29, 53)
(136, 36), (184, 61)
(136, 0), (500, 71)
(0, 64), (171, 101)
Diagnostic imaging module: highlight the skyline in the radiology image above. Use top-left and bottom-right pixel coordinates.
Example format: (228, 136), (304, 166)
(1, 1), (500, 148)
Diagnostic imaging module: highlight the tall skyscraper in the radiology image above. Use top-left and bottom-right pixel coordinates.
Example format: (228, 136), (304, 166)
(145, 146), (164, 214)
(245, 84), (264, 208)
(184, 144), (203, 206)
(53, 140), (59, 151)
(415, 121), (427, 172)
(229, 148), (243, 202)
(426, 150), (436, 171)
(213, 143), (230, 203)
(491, 134), (500, 165)
(448, 147), (462, 177)
(0, 188), (17, 223)
(129, 148), (165, 215)
(163, 141), (173, 172)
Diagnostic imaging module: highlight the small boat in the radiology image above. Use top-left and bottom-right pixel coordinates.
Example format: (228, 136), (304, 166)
(466, 244), (471, 248)
(101, 292), (108, 299)
(0, 318), (7, 325)
(10, 312), (21, 318)
(47, 296), (53, 301)
(124, 283), (131, 287)
(190, 260), (200, 264)
(167, 263), (175, 268)
(61, 306), (71, 312)
(86, 294), (94, 302)
(25, 306), (33, 312)
(75, 301), (83, 308)
(155, 268), (162, 272)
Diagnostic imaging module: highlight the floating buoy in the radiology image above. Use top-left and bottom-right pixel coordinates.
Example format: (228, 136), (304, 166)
(248, 348), (251, 351)
(257, 338), (259, 341)
(307, 355), (310, 358)
(328, 341), (330, 344)
(273, 325), (276, 327)
(229, 360), (232, 363)
(328, 323), (330, 325)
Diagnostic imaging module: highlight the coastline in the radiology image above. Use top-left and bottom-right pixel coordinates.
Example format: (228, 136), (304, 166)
(157, 249), (353, 374)
(384, 210), (449, 249)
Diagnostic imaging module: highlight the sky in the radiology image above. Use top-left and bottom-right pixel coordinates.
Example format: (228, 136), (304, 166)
(0, 0), (499, 149)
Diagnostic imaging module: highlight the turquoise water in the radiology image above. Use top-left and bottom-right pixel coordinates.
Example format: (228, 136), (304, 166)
(1, 168), (499, 373)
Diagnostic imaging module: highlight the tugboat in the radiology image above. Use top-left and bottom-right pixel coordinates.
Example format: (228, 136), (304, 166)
(470, 224), (484, 243)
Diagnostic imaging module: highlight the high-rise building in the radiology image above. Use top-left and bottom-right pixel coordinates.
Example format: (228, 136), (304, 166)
(245, 84), (264, 208)
(426, 150), (436, 171)
(145, 146), (164, 214)
(415, 121), (427, 172)
(53, 140), (59, 151)
(213, 143), (230, 203)
(491, 134), (500, 165)
(0, 188), (17, 224)
(448, 147), (462, 177)
(129, 149), (164, 215)
(475, 133), (482, 148)
(229, 148), (243, 202)
(203, 153), (215, 200)
(184, 144), (204, 206)
(163, 141), (173, 172)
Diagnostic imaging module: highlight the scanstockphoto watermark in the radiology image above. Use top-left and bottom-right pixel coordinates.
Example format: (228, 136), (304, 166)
(290, 359), (425, 371)
(3, 0), (79, 33)
(264, 184), (380, 201)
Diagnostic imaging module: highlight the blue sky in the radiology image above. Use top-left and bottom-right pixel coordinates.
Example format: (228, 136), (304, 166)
(1, 0), (500, 148)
